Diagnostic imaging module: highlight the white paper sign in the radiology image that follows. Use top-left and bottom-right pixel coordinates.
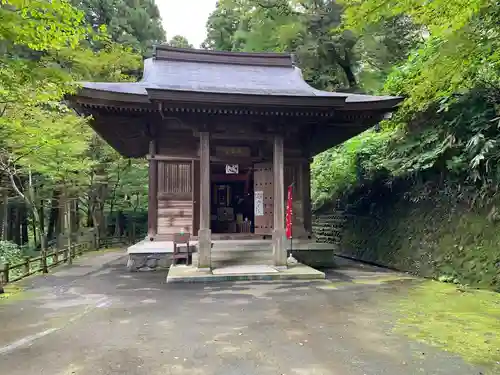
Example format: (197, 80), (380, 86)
(254, 191), (264, 216)
(225, 164), (239, 174)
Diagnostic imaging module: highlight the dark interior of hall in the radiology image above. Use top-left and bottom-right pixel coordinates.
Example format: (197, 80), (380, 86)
(210, 163), (255, 234)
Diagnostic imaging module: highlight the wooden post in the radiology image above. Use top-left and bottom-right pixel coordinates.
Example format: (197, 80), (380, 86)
(147, 140), (158, 240)
(41, 248), (48, 273)
(2, 262), (10, 284)
(273, 134), (287, 268)
(197, 131), (211, 269)
(23, 256), (30, 276)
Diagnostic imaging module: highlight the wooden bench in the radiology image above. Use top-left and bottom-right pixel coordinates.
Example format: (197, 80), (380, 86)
(172, 233), (191, 266)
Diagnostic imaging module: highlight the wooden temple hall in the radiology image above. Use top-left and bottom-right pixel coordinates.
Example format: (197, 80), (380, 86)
(70, 45), (401, 269)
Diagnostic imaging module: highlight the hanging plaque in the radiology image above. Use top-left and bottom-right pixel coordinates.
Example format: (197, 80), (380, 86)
(216, 146), (251, 158)
(225, 164), (239, 174)
(254, 191), (264, 216)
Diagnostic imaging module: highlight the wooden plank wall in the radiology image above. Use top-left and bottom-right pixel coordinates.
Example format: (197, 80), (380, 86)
(157, 161), (193, 238)
(253, 163), (274, 235)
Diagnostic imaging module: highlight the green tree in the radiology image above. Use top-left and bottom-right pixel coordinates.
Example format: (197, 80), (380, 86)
(203, 0), (421, 91)
(0, 0), (144, 264)
(0, 0), (94, 267)
(168, 35), (193, 49)
(309, 0), (500, 206)
(70, 0), (166, 56)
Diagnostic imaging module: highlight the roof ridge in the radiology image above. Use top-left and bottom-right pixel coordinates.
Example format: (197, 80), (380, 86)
(153, 45), (294, 68)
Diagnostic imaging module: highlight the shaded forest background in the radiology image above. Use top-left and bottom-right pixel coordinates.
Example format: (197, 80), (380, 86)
(1, 0), (499, 290)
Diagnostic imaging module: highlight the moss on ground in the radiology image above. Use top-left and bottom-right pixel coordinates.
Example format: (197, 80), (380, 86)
(0, 285), (29, 303)
(394, 280), (500, 373)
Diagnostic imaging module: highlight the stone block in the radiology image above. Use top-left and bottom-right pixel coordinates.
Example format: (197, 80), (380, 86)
(272, 228), (287, 267)
(127, 253), (171, 272)
(197, 228), (211, 269)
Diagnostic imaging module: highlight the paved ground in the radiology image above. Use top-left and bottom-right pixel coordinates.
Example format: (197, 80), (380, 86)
(0, 250), (484, 375)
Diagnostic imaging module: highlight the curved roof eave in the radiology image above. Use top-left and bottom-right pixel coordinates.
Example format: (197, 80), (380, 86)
(74, 50), (403, 110)
(75, 82), (403, 111)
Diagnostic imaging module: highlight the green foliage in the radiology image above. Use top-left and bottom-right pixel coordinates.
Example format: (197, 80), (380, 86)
(0, 1), (95, 201)
(383, 90), (500, 186)
(70, 0), (165, 56)
(167, 35), (193, 49)
(0, 241), (23, 265)
(310, 0), (500, 208)
(336, 179), (500, 292)
(311, 128), (395, 207)
(0, 0), (87, 51)
(203, 0), (419, 90)
(0, 0), (152, 247)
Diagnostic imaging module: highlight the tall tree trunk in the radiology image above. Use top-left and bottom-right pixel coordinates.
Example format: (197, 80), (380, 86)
(341, 64), (357, 88)
(6, 205), (14, 241)
(31, 210), (38, 248)
(7, 171), (48, 272)
(47, 190), (60, 241)
(21, 204), (28, 245)
(37, 198), (44, 247)
(1, 191), (8, 241)
(74, 198), (80, 233)
(87, 200), (93, 227)
(13, 204), (21, 245)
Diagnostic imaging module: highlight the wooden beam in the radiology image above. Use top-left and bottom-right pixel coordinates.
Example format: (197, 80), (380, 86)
(148, 140), (158, 239)
(194, 131), (272, 141)
(197, 131), (211, 269)
(146, 155), (196, 161)
(200, 133), (210, 230)
(272, 134), (287, 268)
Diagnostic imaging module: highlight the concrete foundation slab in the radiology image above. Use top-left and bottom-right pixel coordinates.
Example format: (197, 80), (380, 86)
(127, 238), (338, 272)
(212, 265), (279, 275)
(166, 262), (325, 283)
(127, 240), (197, 254)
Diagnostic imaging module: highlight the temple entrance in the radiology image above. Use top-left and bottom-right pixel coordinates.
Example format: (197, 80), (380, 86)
(210, 163), (255, 235)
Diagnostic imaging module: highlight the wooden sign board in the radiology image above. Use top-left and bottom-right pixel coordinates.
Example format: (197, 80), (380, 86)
(216, 146), (251, 158)
(254, 191), (264, 216)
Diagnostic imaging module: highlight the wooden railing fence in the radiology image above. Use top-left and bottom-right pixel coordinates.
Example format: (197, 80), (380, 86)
(0, 233), (131, 285)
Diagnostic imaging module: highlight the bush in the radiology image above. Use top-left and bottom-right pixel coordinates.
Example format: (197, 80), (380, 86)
(0, 241), (23, 266)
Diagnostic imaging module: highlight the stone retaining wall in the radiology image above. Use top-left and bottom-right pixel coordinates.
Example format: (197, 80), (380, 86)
(126, 253), (171, 271)
(312, 210), (346, 250)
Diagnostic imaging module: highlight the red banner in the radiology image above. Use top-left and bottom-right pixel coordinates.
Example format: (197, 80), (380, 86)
(286, 184), (293, 239)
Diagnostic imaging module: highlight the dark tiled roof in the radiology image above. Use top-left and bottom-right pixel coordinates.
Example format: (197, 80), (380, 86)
(79, 46), (401, 108)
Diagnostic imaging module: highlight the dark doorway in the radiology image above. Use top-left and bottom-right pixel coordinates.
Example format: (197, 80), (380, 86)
(210, 163), (254, 234)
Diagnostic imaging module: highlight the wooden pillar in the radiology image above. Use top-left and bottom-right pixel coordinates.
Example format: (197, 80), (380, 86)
(197, 131), (211, 269)
(147, 140), (158, 240)
(301, 160), (312, 236)
(272, 134), (287, 268)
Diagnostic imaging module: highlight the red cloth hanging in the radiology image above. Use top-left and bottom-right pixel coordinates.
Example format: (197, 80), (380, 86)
(286, 184), (293, 239)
